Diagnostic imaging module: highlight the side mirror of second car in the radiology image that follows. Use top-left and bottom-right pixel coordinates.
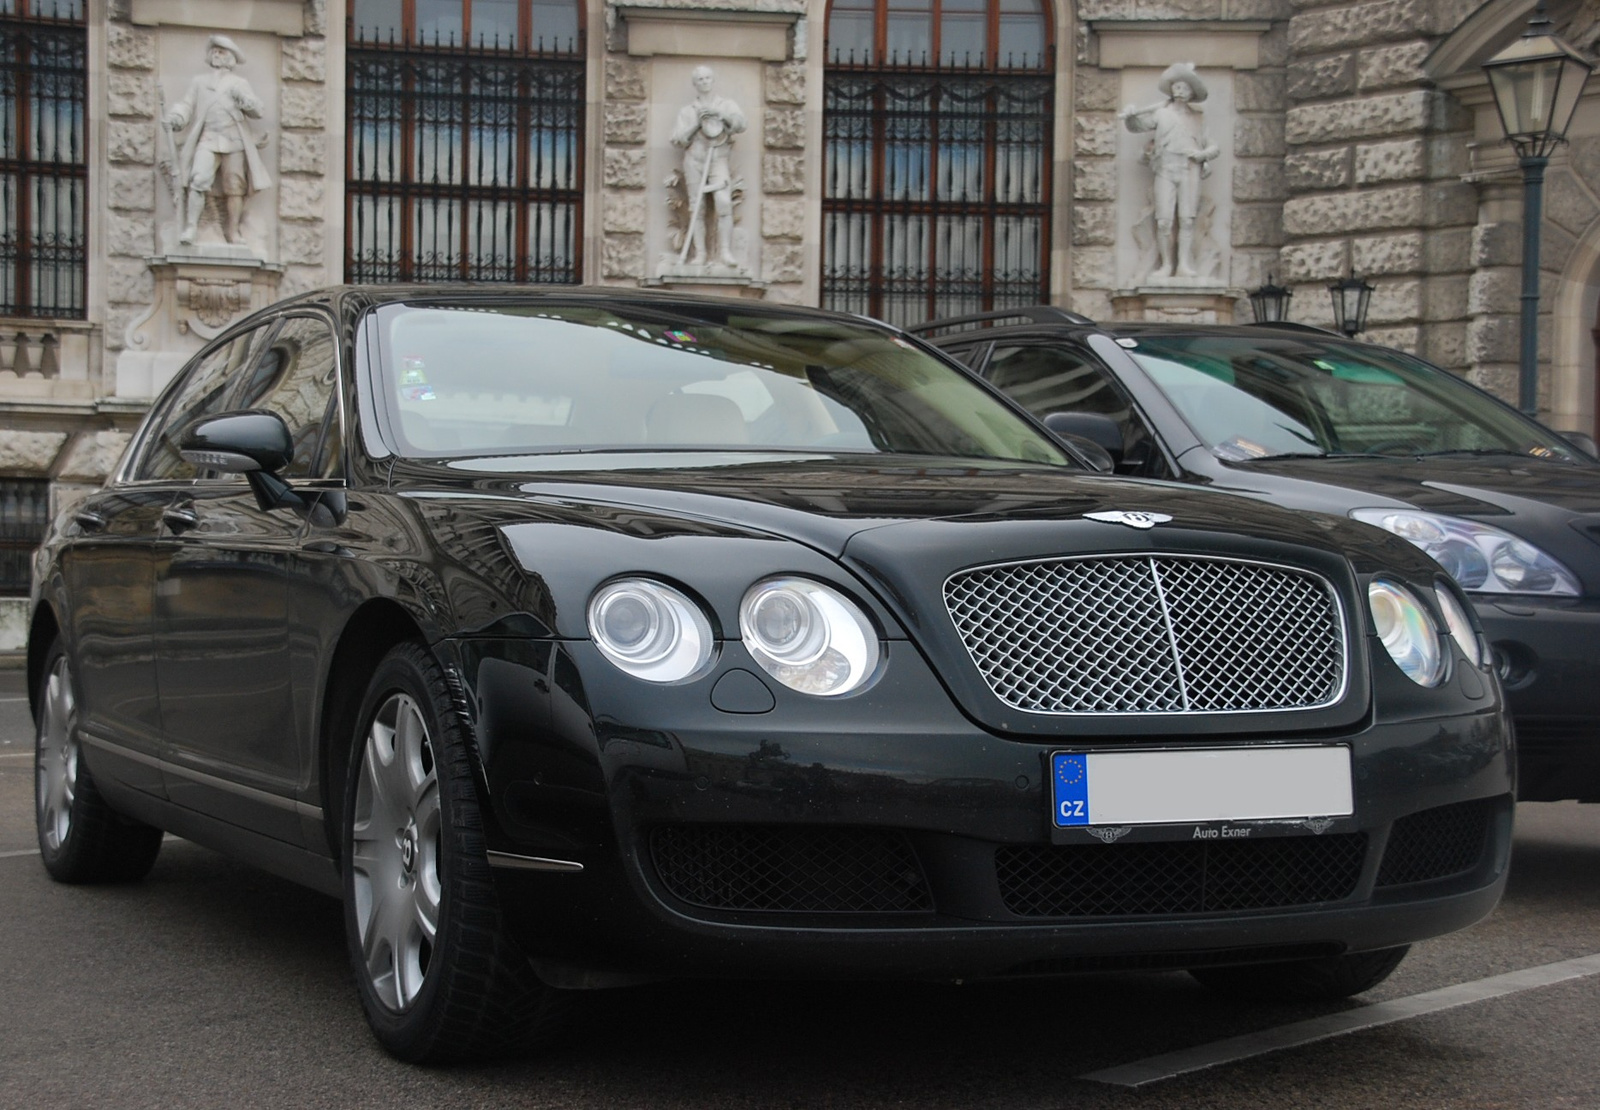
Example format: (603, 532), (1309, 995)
(1557, 429), (1599, 459)
(179, 410), (307, 514)
(1044, 411), (1124, 471)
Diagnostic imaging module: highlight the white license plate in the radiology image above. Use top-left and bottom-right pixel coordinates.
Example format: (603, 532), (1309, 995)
(1051, 746), (1353, 828)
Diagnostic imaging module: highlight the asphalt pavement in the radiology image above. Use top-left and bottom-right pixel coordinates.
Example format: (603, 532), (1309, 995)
(2, 665), (1598, 1109)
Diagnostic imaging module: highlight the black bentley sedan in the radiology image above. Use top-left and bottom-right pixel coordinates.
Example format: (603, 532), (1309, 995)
(917, 308), (1600, 803)
(32, 287), (1511, 1063)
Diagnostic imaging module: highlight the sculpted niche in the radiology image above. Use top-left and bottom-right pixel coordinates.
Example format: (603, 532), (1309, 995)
(661, 65), (749, 277)
(1120, 62), (1223, 286)
(160, 34), (274, 253)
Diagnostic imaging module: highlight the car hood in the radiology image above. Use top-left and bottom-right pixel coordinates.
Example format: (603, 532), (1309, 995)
(418, 453), (1417, 566)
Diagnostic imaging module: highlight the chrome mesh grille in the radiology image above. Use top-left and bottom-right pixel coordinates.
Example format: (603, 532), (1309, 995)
(944, 556), (1345, 714)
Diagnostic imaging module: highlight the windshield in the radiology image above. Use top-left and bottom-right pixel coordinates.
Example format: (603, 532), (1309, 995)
(371, 302), (1070, 467)
(1123, 334), (1585, 463)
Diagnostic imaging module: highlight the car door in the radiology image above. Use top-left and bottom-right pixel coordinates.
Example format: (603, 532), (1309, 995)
(56, 330), (265, 795)
(980, 341), (1168, 476)
(153, 316), (339, 844)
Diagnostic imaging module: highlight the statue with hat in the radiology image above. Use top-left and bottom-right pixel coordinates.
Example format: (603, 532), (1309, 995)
(669, 65), (747, 270)
(1120, 62), (1220, 282)
(163, 34), (273, 247)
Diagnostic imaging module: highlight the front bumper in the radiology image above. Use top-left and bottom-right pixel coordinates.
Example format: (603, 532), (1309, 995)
(1477, 596), (1600, 801)
(457, 639), (1515, 982)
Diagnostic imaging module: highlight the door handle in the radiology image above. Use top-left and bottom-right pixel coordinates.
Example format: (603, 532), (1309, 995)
(162, 505), (200, 532)
(73, 509), (108, 532)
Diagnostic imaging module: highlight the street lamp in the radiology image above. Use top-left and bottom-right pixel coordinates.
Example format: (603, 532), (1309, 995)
(1483, 1), (1594, 416)
(1327, 272), (1374, 338)
(1248, 276), (1293, 323)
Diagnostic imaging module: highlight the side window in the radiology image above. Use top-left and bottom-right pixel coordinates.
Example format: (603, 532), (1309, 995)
(987, 344), (1131, 422)
(134, 327), (273, 481)
(940, 343), (989, 370)
(987, 343), (1167, 476)
(241, 315), (343, 480)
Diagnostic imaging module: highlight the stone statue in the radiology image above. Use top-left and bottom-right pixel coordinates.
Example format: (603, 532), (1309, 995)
(669, 65), (747, 269)
(1120, 62), (1220, 282)
(162, 34), (272, 247)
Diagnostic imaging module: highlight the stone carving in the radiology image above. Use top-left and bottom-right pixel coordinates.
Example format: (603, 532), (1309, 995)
(1120, 63), (1220, 284)
(663, 65), (748, 275)
(161, 34), (273, 248)
(177, 276), (254, 331)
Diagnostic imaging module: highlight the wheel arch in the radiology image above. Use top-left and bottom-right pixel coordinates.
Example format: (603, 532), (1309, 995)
(27, 600), (62, 721)
(317, 598), (428, 861)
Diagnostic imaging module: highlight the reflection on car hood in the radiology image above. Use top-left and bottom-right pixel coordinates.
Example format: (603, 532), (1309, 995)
(413, 454), (1417, 565)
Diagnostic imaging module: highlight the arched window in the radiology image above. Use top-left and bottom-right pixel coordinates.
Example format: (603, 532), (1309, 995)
(346, 0), (585, 284)
(823, 0), (1053, 326)
(1, 0), (86, 318)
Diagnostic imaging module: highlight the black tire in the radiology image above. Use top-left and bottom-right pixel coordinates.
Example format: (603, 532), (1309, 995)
(34, 636), (163, 884)
(341, 642), (567, 1063)
(1189, 945), (1410, 1002)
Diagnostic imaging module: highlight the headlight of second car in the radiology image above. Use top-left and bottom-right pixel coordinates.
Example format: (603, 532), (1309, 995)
(1351, 508), (1580, 596)
(740, 577), (880, 696)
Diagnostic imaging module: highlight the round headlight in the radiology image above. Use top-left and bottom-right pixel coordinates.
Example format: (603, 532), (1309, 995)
(740, 577), (880, 696)
(1434, 585), (1485, 669)
(1367, 579), (1445, 687)
(588, 579), (713, 682)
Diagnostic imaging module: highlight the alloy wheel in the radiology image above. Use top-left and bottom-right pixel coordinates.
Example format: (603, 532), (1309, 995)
(36, 655), (79, 852)
(350, 692), (441, 1013)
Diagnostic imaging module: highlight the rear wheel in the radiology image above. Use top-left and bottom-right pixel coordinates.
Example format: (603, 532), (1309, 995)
(1190, 945), (1409, 1002)
(341, 642), (567, 1063)
(34, 637), (163, 883)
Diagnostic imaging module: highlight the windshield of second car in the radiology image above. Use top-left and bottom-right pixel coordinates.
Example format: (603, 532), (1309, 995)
(373, 302), (1070, 466)
(1123, 334), (1585, 463)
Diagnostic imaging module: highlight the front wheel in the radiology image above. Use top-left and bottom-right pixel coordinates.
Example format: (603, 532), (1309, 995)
(341, 642), (567, 1063)
(1189, 945), (1409, 1002)
(34, 637), (163, 883)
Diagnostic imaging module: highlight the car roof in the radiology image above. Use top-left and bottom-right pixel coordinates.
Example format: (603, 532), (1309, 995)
(911, 309), (1347, 345)
(258, 284), (895, 327)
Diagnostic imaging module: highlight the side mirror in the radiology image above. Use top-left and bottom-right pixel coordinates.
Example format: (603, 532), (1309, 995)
(180, 410), (294, 475)
(1058, 432), (1115, 473)
(1044, 411), (1124, 465)
(1556, 429), (1599, 459)
(179, 410), (329, 517)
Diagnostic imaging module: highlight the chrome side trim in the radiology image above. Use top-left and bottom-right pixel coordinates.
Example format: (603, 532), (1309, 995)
(486, 850), (585, 873)
(80, 732), (323, 820)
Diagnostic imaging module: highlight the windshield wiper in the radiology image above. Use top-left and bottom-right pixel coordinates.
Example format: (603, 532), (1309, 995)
(1410, 448), (1547, 460)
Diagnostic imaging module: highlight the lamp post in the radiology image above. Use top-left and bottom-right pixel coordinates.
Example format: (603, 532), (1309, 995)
(1328, 272), (1374, 338)
(1248, 276), (1293, 324)
(1482, 2), (1594, 416)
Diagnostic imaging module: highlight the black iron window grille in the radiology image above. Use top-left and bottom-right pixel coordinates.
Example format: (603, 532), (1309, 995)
(346, 0), (585, 285)
(0, 477), (49, 595)
(822, 0), (1053, 328)
(0, 0), (87, 319)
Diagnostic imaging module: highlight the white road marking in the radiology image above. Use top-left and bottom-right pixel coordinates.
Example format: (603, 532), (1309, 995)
(0, 752), (34, 762)
(0, 696), (30, 703)
(0, 848), (40, 860)
(1081, 952), (1600, 1088)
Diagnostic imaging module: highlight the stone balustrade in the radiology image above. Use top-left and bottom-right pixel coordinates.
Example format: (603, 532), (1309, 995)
(0, 322), (99, 401)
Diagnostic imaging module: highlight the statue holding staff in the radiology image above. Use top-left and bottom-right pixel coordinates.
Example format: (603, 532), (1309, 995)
(1121, 62), (1220, 282)
(163, 34), (273, 246)
(670, 65), (746, 269)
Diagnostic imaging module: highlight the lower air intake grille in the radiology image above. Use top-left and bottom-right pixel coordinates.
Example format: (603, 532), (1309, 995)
(997, 834), (1367, 917)
(1376, 799), (1495, 887)
(649, 825), (933, 913)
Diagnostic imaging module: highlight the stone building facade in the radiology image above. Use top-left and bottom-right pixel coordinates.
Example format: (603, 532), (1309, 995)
(4, 0), (1600, 647)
